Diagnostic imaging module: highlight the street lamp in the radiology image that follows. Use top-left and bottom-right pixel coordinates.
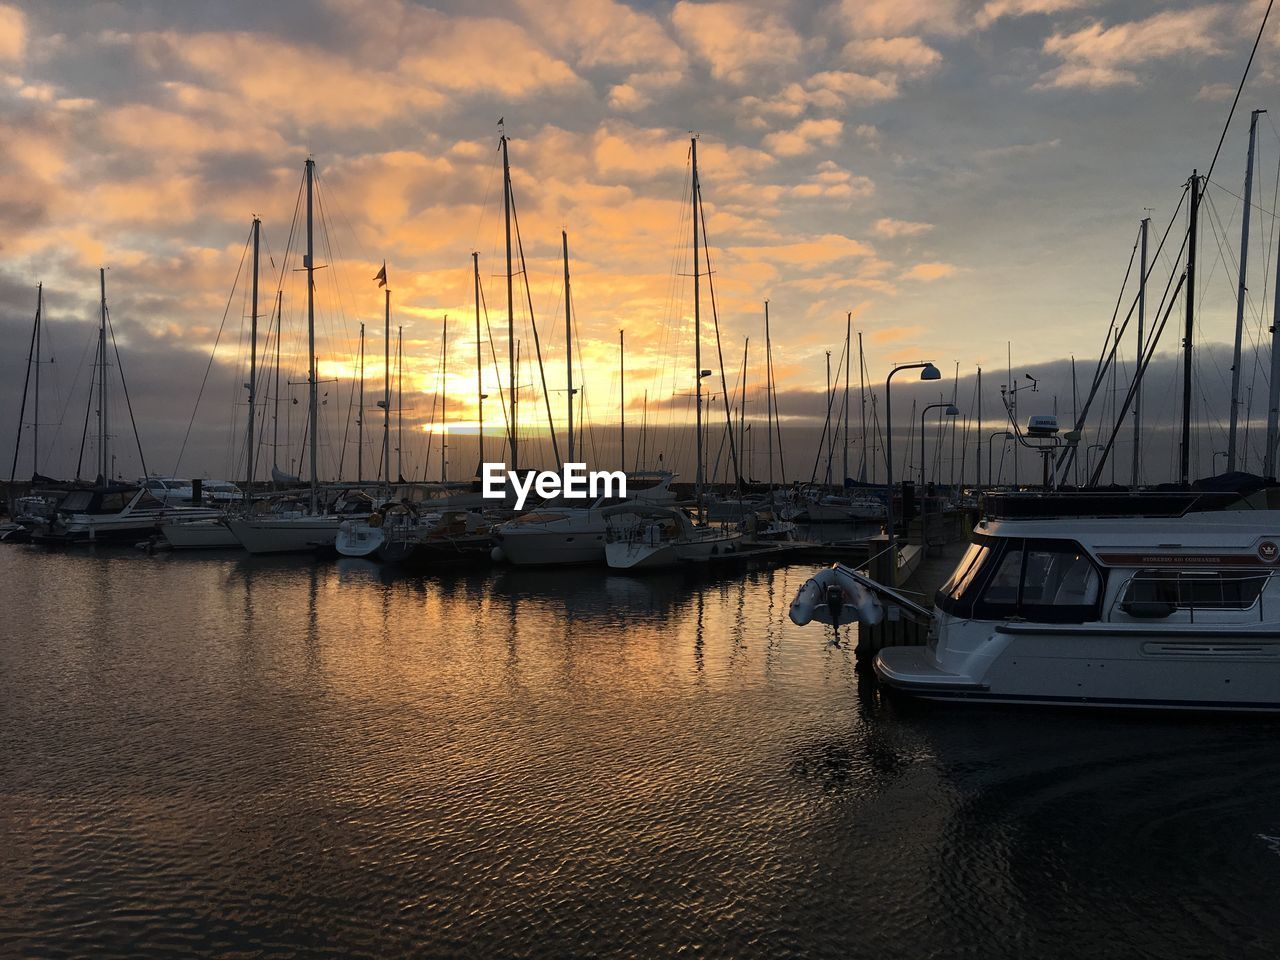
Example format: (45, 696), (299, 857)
(987, 431), (1013, 490)
(885, 361), (941, 565)
(921, 402), (959, 554)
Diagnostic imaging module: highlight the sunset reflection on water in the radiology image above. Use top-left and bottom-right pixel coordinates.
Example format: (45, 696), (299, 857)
(3, 548), (1280, 958)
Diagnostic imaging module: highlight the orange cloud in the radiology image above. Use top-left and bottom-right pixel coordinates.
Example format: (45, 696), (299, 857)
(0, 4), (23, 61)
(763, 118), (843, 158)
(1037, 8), (1227, 89)
(873, 218), (933, 238)
(834, 0), (973, 38)
(731, 234), (875, 266)
(515, 0), (686, 71)
(869, 323), (926, 345)
(671, 1), (804, 84)
(842, 36), (942, 77)
(902, 262), (959, 282)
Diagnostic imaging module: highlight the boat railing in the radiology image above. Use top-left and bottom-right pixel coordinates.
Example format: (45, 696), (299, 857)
(1109, 569), (1276, 623)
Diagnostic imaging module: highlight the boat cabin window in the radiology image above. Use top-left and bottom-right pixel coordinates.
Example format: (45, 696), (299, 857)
(1121, 569), (1267, 614)
(98, 491), (130, 513)
(60, 491), (93, 512)
(937, 536), (1103, 622)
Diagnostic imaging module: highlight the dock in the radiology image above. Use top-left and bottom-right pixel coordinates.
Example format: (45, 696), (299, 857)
(855, 509), (974, 657)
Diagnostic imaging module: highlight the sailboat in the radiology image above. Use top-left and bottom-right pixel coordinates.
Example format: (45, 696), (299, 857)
(27, 271), (221, 544)
(227, 158), (375, 554)
(490, 213), (672, 566)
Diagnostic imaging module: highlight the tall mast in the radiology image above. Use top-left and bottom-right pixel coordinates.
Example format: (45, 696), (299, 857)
(273, 290), (282, 478)
(99, 267), (108, 482)
(739, 338), (748, 483)
(765, 301), (774, 489)
(641, 390), (649, 470)
(1229, 111), (1263, 472)
(34, 283), (40, 476)
(357, 323), (365, 483)
(1268, 206), (1280, 476)
(692, 136), (704, 504)
(1264, 212), (1280, 476)
(1181, 171), (1199, 486)
(825, 350), (833, 486)
(843, 312), (851, 486)
(976, 366), (982, 491)
(247, 217), (260, 489)
(619, 329), (626, 473)
(305, 158), (319, 511)
(1134, 217), (1148, 485)
(10, 284), (41, 490)
(860, 330), (870, 483)
(563, 230), (574, 463)
(384, 285), (391, 488)
(396, 325), (403, 483)
(502, 130), (517, 471)
(440, 314), (448, 483)
(473, 251), (484, 467)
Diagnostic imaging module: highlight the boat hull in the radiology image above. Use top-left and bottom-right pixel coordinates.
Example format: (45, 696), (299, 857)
(161, 519), (238, 549)
(876, 627), (1280, 712)
(334, 522), (386, 558)
(605, 540), (679, 570)
(227, 516), (346, 555)
(494, 529), (606, 566)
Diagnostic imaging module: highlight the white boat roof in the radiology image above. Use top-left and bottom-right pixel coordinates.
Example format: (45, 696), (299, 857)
(976, 511), (1280, 562)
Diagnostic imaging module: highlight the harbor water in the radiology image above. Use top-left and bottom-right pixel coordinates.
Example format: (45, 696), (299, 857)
(3, 547), (1280, 958)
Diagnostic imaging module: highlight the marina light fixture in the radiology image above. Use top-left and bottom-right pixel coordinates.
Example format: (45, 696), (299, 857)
(944, 404), (959, 416)
(884, 360), (939, 558)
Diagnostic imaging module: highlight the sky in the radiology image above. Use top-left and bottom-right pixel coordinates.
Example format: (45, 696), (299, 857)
(4, 0), (1280, 484)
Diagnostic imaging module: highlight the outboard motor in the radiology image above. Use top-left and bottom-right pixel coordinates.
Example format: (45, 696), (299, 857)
(824, 583), (845, 626)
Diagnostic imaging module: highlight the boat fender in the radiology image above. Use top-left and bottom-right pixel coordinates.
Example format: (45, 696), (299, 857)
(491, 545), (506, 563)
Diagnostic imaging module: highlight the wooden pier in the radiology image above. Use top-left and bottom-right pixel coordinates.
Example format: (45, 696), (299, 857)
(856, 508), (974, 659)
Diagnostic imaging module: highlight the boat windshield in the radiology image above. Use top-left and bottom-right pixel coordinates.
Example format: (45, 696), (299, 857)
(59, 491), (94, 512)
(512, 512), (570, 525)
(937, 536), (1103, 623)
(940, 542), (989, 601)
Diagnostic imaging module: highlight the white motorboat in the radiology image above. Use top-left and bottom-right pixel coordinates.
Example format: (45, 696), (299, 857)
(792, 487), (1280, 712)
(784, 486), (884, 522)
(492, 472), (675, 566)
(603, 503), (742, 570)
(27, 484), (222, 544)
(140, 476), (197, 504)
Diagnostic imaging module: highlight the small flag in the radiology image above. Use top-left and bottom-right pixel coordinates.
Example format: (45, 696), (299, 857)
(374, 262), (387, 288)
(497, 116), (504, 127)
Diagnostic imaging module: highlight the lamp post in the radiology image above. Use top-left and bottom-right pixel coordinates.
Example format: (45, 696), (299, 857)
(988, 431), (1013, 490)
(921, 402), (959, 554)
(885, 361), (941, 565)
